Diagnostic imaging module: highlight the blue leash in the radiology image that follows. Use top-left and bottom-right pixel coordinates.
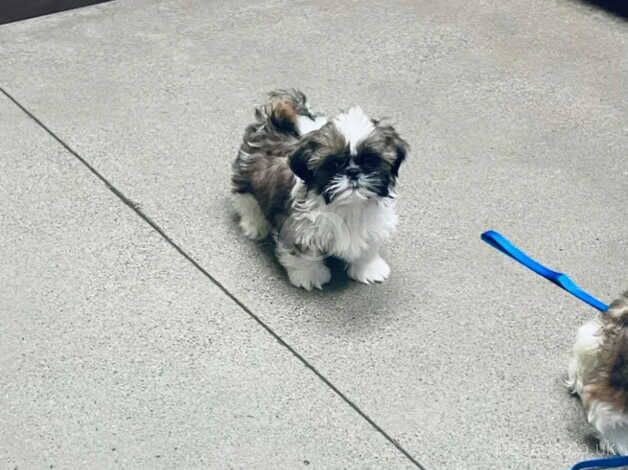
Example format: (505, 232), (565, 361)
(571, 456), (628, 470)
(481, 230), (608, 312)
(481, 230), (627, 470)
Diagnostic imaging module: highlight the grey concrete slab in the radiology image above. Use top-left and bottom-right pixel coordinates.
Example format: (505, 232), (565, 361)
(1, 1), (627, 468)
(0, 95), (415, 469)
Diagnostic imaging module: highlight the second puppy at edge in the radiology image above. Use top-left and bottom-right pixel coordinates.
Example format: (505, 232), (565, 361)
(231, 89), (409, 290)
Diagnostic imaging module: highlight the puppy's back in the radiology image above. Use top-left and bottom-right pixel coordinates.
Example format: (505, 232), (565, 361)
(232, 90), (307, 224)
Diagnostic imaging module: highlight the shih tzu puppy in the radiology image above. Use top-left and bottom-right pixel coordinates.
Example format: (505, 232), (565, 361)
(567, 291), (628, 454)
(231, 89), (408, 290)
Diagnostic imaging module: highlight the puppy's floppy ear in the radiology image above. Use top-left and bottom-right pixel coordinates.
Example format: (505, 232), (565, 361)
(383, 128), (409, 178)
(289, 138), (318, 182)
(392, 138), (408, 178)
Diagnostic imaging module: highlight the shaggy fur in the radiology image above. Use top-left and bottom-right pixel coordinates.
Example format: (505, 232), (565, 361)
(231, 89), (408, 290)
(567, 291), (628, 454)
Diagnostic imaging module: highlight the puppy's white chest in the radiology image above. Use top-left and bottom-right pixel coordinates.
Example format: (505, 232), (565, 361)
(292, 197), (397, 261)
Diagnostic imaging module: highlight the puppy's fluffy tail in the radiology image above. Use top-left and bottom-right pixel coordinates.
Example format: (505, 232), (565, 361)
(254, 89), (312, 136)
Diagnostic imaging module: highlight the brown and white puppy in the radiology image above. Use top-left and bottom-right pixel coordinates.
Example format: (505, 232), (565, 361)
(567, 291), (628, 454)
(231, 89), (408, 290)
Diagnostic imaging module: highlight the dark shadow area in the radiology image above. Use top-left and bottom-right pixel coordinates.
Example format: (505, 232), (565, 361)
(323, 256), (353, 291)
(563, 385), (602, 454)
(582, 433), (602, 453)
(578, 0), (628, 19)
(1, 0), (113, 25)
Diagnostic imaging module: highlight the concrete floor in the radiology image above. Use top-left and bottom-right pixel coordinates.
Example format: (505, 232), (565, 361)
(0, 1), (626, 469)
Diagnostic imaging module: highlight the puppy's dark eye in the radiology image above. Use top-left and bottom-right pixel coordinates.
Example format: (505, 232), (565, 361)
(358, 152), (380, 169)
(326, 158), (345, 172)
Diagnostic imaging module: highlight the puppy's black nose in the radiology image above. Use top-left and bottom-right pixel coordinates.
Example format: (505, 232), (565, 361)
(346, 167), (360, 179)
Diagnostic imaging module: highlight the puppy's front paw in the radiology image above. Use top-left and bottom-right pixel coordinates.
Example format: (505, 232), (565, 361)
(287, 264), (331, 291)
(348, 255), (390, 284)
(239, 217), (270, 240)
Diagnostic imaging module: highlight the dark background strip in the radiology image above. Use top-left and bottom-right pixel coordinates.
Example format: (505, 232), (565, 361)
(1, 0), (113, 25)
(580, 0), (628, 18)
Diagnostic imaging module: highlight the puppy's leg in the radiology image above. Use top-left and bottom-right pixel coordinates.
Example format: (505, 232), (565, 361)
(276, 240), (330, 291)
(347, 250), (391, 284)
(232, 193), (271, 240)
(567, 319), (604, 394)
(600, 427), (628, 455)
(586, 399), (628, 455)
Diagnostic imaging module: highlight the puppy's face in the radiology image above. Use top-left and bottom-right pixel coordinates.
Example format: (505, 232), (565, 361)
(289, 107), (408, 204)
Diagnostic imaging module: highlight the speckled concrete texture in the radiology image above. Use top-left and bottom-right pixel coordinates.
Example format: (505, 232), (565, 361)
(0, 0), (626, 468)
(0, 94), (414, 469)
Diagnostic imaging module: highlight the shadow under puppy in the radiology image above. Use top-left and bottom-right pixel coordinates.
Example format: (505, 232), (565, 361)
(568, 291), (628, 454)
(231, 89), (408, 290)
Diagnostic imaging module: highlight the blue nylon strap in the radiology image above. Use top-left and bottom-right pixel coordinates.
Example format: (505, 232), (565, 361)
(571, 456), (628, 469)
(481, 230), (609, 312)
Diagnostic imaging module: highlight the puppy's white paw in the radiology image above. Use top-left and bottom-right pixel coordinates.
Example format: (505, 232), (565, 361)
(287, 264), (331, 291)
(239, 217), (270, 240)
(233, 193), (271, 240)
(348, 255), (390, 284)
